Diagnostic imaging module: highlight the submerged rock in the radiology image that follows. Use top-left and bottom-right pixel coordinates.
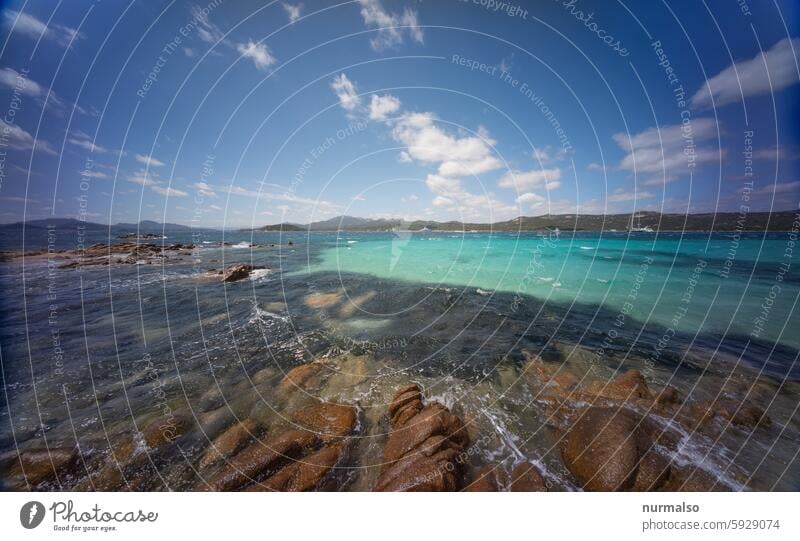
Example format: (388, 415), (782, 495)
(202, 428), (318, 491)
(200, 398), (357, 491)
(1, 447), (79, 490)
(275, 362), (326, 400)
(198, 419), (265, 470)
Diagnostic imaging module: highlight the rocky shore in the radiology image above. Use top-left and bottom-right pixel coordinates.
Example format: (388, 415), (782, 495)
(0, 242), (285, 282)
(0, 349), (774, 492)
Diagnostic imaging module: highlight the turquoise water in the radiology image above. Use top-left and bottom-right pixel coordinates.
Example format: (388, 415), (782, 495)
(305, 232), (799, 349)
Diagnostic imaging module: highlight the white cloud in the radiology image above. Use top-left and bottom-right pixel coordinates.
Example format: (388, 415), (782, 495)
(0, 119), (56, 154)
(80, 170), (110, 179)
(369, 94), (401, 120)
(613, 118), (722, 177)
(752, 145), (800, 161)
(606, 190), (655, 203)
(0, 67), (89, 115)
(194, 182), (217, 197)
(331, 73), (361, 111)
(152, 186), (188, 197)
(282, 3), (303, 23)
(127, 170), (158, 186)
(0, 67), (44, 97)
(515, 192), (545, 205)
(738, 181), (800, 196)
(135, 153), (166, 167)
(2, 10), (82, 47)
(532, 145), (571, 164)
(236, 40), (276, 71)
(391, 112), (502, 178)
(357, 0), (423, 51)
(587, 162), (604, 171)
(68, 135), (106, 153)
(192, 5), (224, 44)
(432, 195), (454, 207)
(691, 38), (800, 108)
(498, 168), (562, 190)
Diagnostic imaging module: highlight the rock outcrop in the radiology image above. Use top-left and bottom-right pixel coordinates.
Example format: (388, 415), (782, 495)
(373, 384), (470, 491)
(0, 447), (79, 490)
(200, 401), (357, 491)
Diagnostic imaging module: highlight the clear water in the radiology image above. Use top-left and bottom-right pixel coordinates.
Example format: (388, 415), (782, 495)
(306, 231), (800, 349)
(1, 228), (798, 490)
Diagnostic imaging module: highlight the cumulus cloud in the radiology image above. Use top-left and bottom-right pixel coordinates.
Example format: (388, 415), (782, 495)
(2, 10), (82, 46)
(282, 3), (303, 23)
(498, 168), (561, 190)
(331, 73), (518, 221)
(0, 119), (56, 154)
(236, 40), (276, 71)
(391, 112), (502, 178)
(691, 38), (800, 108)
(331, 73), (361, 111)
(613, 118), (722, 178)
(515, 192), (545, 205)
(369, 94), (401, 120)
(357, 0), (423, 51)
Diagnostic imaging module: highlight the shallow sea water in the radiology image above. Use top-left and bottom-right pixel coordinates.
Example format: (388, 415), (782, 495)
(1, 229), (798, 490)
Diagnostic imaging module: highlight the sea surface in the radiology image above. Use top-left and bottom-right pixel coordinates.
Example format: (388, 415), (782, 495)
(1, 228), (798, 490)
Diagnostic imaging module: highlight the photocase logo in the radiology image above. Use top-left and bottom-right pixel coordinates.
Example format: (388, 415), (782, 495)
(20, 501), (45, 529)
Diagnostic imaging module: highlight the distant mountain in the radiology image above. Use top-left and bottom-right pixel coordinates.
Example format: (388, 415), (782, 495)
(0, 218), (108, 230)
(115, 220), (197, 232)
(0, 219), (213, 232)
(251, 211), (799, 233)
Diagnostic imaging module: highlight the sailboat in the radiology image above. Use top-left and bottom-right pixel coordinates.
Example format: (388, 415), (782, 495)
(628, 213), (654, 233)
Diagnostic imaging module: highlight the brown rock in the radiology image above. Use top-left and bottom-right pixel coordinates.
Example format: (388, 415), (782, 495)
(663, 466), (731, 492)
(373, 385), (470, 492)
(222, 264), (265, 283)
(562, 407), (669, 491)
(275, 362), (324, 399)
(198, 419), (265, 470)
(689, 398), (770, 430)
(466, 465), (503, 492)
(142, 414), (191, 449)
(587, 369), (652, 401)
(2, 447), (79, 489)
(203, 429), (318, 491)
(510, 463), (547, 491)
(247, 443), (344, 492)
(291, 402), (356, 442)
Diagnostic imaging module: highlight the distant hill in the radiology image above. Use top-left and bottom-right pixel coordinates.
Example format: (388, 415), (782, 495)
(0, 219), (213, 232)
(251, 211), (799, 232)
(115, 220), (197, 232)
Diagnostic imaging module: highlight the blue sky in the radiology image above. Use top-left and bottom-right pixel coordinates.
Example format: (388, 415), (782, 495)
(0, 0), (798, 227)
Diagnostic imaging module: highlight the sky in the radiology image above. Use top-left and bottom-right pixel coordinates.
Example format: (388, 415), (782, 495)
(0, 0), (798, 228)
